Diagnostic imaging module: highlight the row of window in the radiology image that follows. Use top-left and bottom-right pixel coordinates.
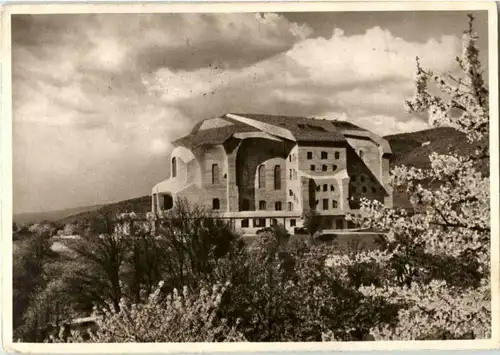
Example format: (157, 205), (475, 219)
(307, 151), (341, 160)
(240, 199), (294, 211)
(258, 200), (294, 211)
(315, 199), (339, 210)
(316, 184), (336, 192)
(311, 164), (338, 172)
(241, 218), (297, 228)
(350, 186), (378, 193)
(351, 174), (376, 183)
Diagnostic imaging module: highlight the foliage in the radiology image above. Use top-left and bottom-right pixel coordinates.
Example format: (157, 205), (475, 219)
(53, 282), (245, 343)
(343, 14), (490, 340)
(302, 208), (322, 237)
(13, 223), (58, 340)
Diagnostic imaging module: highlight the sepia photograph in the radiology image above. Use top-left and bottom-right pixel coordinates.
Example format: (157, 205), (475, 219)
(2, 1), (498, 352)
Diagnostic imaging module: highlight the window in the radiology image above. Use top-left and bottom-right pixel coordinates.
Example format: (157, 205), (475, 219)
(289, 169), (293, 180)
(241, 219), (249, 228)
(241, 199), (250, 211)
(275, 201), (282, 211)
(271, 218), (278, 226)
(290, 219), (296, 227)
(259, 200), (267, 210)
(289, 189), (293, 197)
(253, 218), (266, 228)
(372, 187), (376, 193)
(163, 194), (173, 210)
(322, 165), (327, 172)
(316, 185), (321, 192)
(371, 176), (375, 182)
(289, 155), (292, 162)
(362, 186), (367, 193)
(311, 165), (316, 171)
(212, 198), (220, 210)
(321, 151), (328, 159)
(288, 202), (293, 211)
(359, 150), (364, 159)
(274, 165), (281, 190)
(322, 199), (329, 210)
(258, 165), (266, 188)
(332, 200), (338, 208)
(323, 184), (328, 192)
(332, 164), (337, 171)
(330, 185), (335, 192)
(212, 164), (219, 185)
(171, 157), (177, 178)
(335, 151), (340, 160)
(307, 152), (313, 160)
(360, 175), (365, 182)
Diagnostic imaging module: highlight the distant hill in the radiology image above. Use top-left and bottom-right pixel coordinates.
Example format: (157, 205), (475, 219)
(385, 126), (488, 209)
(15, 127), (486, 226)
(57, 195), (152, 225)
(14, 204), (104, 224)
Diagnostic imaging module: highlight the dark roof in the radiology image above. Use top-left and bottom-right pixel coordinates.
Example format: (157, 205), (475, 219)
(172, 117), (258, 149)
(173, 113), (359, 149)
(330, 120), (367, 131)
(230, 113), (347, 143)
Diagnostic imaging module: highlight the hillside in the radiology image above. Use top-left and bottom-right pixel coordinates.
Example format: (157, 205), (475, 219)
(15, 126), (486, 226)
(14, 204), (104, 224)
(385, 126), (488, 209)
(57, 195), (152, 225)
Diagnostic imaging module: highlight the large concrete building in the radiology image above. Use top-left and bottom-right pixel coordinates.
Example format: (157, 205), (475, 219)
(152, 113), (393, 235)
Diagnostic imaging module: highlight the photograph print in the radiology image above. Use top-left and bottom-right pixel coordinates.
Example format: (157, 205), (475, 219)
(5, 2), (497, 348)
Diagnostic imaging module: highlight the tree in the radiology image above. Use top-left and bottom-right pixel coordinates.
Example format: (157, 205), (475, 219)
(341, 14), (490, 340)
(13, 223), (59, 340)
(302, 208), (322, 238)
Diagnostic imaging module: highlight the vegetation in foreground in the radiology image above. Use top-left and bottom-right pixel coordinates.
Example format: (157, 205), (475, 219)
(13, 15), (490, 342)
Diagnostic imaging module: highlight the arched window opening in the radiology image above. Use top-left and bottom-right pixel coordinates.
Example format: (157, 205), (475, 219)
(171, 157), (177, 178)
(321, 151), (328, 159)
(323, 184), (328, 192)
(212, 198), (220, 210)
(212, 164), (219, 185)
(332, 164), (337, 171)
(259, 200), (266, 210)
(274, 165), (281, 190)
(258, 165), (266, 188)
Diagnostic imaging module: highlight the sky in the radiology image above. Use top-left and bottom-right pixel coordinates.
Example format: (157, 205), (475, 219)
(12, 11), (489, 214)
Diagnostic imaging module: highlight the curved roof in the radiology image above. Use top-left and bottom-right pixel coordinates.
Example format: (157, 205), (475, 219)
(172, 113), (391, 155)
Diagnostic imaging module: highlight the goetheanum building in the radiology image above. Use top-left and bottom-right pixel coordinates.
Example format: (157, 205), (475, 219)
(152, 113), (393, 235)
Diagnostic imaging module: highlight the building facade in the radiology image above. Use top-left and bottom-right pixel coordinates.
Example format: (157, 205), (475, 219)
(152, 113), (393, 235)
